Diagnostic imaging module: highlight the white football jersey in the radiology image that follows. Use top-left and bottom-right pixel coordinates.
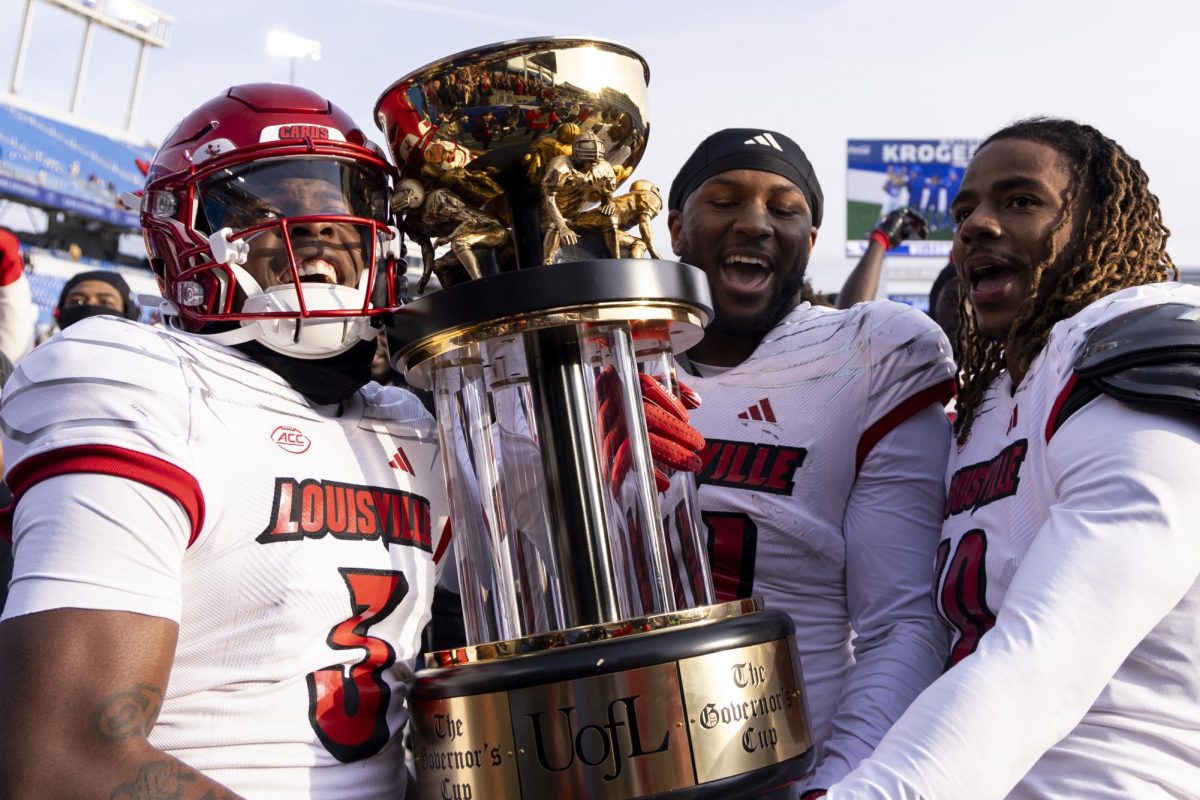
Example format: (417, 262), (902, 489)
(679, 300), (956, 791)
(1, 316), (449, 800)
(829, 283), (1200, 799)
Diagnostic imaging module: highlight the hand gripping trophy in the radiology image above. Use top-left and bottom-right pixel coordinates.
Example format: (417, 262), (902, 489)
(376, 38), (814, 800)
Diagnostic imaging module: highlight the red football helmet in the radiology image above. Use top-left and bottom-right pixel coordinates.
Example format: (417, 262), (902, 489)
(141, 83), (404, 358)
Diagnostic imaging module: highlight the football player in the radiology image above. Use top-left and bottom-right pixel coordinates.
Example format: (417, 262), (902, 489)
(0, 84), (434, 800)
(828, 119), (1200, 797)
(667, 128), (956, 798)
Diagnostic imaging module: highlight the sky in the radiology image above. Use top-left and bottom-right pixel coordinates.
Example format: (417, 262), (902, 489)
(3, 0), (1199, 293)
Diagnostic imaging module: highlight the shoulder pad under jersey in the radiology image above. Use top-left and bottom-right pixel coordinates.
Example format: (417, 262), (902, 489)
(1050, 302), (1200, 437)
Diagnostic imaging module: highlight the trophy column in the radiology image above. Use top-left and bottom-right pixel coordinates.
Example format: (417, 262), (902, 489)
(379, 38), (814, 799)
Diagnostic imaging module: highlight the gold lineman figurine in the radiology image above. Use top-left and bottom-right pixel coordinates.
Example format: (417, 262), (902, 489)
(524, 122), (580, 183)
(571, 179), (665, 260)
(392, 178), (509, 293)
(540, 131), (617, 265)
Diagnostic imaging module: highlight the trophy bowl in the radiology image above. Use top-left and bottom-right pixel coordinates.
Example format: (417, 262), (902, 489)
(376, 38), (814, 800)
(376, 36), (657, 279)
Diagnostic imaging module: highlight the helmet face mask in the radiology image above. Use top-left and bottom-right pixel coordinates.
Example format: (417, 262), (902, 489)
(571, 131), (603, 167)
(142, 84), (404, 359)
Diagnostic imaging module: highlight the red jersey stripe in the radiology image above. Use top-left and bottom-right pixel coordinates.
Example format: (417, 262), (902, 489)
(0, 444), (205, 546)
(1045, 374), (1079, 444)
(856, 379), (957, 475)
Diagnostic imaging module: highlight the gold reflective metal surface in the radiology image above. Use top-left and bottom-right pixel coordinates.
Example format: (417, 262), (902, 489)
(375, 37), (659, 284)
(411, 691), (521, 800)
(411, 628), (814, 798)
(509, 662), (694, 798)
(425, 597), (761, 668)
(680, 636), (813, 784)
(403, 300), (707, 388)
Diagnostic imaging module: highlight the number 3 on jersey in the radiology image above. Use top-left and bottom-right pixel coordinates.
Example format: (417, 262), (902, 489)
(934, 530), (996, 669)
(307, 568), (409, 762)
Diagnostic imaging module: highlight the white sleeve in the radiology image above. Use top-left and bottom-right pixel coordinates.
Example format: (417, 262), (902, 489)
(2, 472), (189, 623)
(0, 271), (35, 363)
(804, 403), (951, 791)
(827, 397), (1200, 799)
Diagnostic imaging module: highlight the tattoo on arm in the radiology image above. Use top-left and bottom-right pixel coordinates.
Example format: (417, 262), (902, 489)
(92, 684), (164, 742)
(108, 760), (193, 800)
(108, 760), (241, 800)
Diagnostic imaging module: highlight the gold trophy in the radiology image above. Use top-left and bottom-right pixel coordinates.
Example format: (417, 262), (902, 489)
(377, 37), (813, 799)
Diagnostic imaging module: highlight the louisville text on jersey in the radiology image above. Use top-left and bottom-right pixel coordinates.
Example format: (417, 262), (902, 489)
(258, 477), (433, 552)
(943, 439), (1028, 519)
(696, 438), (807, 495)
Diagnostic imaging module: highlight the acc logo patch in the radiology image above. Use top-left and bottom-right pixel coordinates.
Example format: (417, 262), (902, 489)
(272, 425), (311, 454)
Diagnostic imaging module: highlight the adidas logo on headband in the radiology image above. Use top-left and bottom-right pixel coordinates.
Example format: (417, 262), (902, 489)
(744, 132), (784, 151)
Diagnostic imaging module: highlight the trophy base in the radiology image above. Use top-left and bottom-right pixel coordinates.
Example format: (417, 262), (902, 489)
(410, 602), (813, 799)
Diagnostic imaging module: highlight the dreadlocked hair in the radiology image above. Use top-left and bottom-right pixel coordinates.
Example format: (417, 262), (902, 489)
(954, 117), (1176, 446)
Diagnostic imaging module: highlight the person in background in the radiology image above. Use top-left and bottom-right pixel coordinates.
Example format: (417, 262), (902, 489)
(667, 127), (954, 798)
(927, 261), (960, 342)
(837, 207), (929, 308)
(55, 269), (141, 330)
(0, 349), (11, 615)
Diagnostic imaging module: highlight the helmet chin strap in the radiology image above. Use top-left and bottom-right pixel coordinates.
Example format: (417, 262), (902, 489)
(183, 228), (378, 358)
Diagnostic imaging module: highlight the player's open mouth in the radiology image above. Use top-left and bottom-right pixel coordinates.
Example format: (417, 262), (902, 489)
(292, 257), (344, 286)
(720, 253), (773, 294)
(964, 255), (1022, 305)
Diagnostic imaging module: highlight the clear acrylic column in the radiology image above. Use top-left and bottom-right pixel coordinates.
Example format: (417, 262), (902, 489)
(433, 319), (695, 645)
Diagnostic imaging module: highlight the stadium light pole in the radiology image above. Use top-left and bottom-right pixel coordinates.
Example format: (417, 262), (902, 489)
(266, 30), (321, 85)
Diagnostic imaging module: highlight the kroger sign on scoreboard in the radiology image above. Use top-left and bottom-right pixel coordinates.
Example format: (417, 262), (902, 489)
(846, 139), (980, 258)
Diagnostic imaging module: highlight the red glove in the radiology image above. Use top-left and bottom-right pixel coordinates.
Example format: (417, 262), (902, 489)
(0, 229), (23, 286)
(596, 367), (704, 494)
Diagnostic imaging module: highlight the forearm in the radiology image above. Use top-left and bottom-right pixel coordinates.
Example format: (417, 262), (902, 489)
(837, 241), (885, 308)
(543, 192), (568, 230)
(829, 401), (1200, 798)
(0, 629), (243, 800)
(809, 406), (950, 789)
(1, 734), (244, 800)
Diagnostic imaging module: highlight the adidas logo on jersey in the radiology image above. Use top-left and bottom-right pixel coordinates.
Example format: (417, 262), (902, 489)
(388, 446), (414, 474)
(737, 398), (777, 423)
(743, 132), (784, 151)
